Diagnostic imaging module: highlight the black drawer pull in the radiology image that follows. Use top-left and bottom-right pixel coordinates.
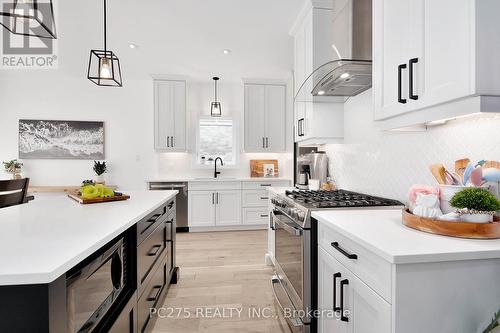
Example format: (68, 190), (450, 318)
(333, 272), (341, 311)
(147, 214), (162, 223)
(260, 197), (269, 200)
(409, 58), (419, 100)
(147, 244), (162, 256)
(331, 242), (358, 260)
(260, 214), (269, 218)
(260, 184), (272, 187)
(147, 285), (162, 302)
(398, 64), (407, 104)
(340, 279), (349, 322)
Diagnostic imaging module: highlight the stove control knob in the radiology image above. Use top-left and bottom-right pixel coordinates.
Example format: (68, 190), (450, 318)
(296, 210), (305, 221)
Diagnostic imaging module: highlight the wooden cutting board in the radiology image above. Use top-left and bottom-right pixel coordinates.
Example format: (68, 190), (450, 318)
(250, 160), (279, 178)
(68, 192), (130, 204)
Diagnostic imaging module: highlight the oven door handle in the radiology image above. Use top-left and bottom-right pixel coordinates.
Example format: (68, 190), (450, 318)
(271, 276), (304, 328)
(272, 211), (302, 236)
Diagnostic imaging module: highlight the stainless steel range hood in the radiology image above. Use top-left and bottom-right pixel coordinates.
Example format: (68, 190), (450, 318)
(295, 0), (372, 101)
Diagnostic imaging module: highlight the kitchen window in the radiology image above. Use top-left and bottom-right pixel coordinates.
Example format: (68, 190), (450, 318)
(195, 117), (238, 166)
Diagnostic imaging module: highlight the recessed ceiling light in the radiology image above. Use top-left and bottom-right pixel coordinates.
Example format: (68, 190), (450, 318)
(223, 49), (231, 55)
(129, 44), (138, 49)
(340, 73), (350, 79)
(317, 90), (325, 95)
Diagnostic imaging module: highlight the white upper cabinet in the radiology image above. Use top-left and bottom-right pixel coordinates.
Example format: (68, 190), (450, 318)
(373, 0), (500, 128)
(244, 82), (286, 153)
(154, 79), (187, 151)
(291, 1), (345, 145)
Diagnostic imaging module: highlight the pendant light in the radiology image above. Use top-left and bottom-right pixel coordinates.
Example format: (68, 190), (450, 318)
(87, 0), (122, 87)
(0, 0), (57, 39)
(211, 77), (222, 117)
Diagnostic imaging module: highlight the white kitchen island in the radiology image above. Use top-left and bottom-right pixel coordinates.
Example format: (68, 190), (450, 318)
(313, 209), (500, 333)
(0, 190), (178, 333)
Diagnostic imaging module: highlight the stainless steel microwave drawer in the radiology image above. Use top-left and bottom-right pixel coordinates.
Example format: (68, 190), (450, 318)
(137, 220), (167, 296)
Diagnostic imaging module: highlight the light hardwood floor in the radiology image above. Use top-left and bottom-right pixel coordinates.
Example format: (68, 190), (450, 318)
(152, 230), (291, 333)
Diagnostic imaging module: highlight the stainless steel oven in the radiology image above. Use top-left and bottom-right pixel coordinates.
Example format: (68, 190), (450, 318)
(66, 237), (127, 333)
(271, 208), (312, 333)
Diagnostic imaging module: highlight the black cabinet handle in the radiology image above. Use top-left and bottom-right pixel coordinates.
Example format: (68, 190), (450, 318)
(266, 137), (269, 148)
(260, 214), (269, 218)
(166, 136), (170, 148)
(333, 272), (341, 311)
(168, 201), (174, 209)
(110, 252), (122, 290)
(147, 244), (162, 256)
(262, 137), (265, 148)
(398, 64), (407, 104)
(260, 197), (269, 200)
(147, 214), (162, 223)
(409, 58), (419, 100)
(298, 118), (305, 136)
(340, 279), (349, 322)
(331, 242), (358, 260)
(147, 285), (163, 302)
(260, 184), (272, 187)
(212, 193), (215, 205)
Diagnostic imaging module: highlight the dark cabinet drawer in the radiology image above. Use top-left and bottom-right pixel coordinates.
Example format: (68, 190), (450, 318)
(138, 258), (168, 333)
(137, 221), (166, 294)
(137, 205), (167, 245)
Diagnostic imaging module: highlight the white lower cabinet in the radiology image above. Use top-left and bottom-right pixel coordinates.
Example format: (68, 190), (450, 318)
(188, 191), (216, 227)
(189, 180), (290, 229)
(188, 190), (240, 227)
(215, 190), (242, 226)
(318, 247), (391, 333)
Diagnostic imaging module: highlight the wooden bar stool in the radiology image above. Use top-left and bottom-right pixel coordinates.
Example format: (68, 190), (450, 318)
(0, 178), (30, 209)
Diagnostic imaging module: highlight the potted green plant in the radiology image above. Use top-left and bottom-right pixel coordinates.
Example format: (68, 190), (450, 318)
(482, 309), (499, 333)
(3, 159), (23, 180)
(450, 188), (500, 223)
(93, 161), (107, 184)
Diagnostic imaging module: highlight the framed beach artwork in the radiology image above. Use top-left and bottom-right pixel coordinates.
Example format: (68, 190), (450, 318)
(18, 119), (105, 160)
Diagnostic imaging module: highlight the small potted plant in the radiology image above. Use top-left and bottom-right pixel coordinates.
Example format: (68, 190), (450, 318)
(450, 188), (500, 223)
(3, 159), (23, 180)
(482, 309), (499, 333)
(93, 161), (107, 184)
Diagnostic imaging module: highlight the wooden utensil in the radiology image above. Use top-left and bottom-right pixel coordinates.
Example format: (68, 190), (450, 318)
(429, 164), (447, 184)
(455, 158), (470, 180)
(484, 160), (500, 169)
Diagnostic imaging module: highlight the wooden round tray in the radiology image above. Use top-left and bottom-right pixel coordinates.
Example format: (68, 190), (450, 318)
(402, 209), (500, 239)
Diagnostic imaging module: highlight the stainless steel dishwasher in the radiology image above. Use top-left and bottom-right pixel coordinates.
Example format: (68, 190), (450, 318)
(148, 182), (189, 232)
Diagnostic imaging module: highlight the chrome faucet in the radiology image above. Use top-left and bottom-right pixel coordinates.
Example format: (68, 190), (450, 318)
(214, 157), (223, 178)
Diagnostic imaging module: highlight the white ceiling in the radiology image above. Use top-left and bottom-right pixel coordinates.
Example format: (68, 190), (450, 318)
(57, 0), (305, 82)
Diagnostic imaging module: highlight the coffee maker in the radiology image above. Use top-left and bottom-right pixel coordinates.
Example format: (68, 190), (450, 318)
(294, 145), (329, 188)
(308, 152), (329, 186)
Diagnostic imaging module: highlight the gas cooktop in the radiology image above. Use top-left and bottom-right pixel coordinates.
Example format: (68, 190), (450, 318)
(284, 189), (403, 209)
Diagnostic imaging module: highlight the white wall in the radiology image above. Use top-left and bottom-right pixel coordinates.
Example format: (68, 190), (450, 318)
(322, 89), (500, 202)
(0, 75), (293, 188)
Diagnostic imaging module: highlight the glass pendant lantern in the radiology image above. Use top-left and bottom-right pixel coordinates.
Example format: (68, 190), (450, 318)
(87, 0), (123, 87)
(0, 0), (57, 39)
(211, 77), (222, 117)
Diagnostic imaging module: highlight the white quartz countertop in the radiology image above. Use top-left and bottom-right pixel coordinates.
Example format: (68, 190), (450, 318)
(146, 177), (291, 183)
(312, 209), (500, 264)
(0, 190), (177, 286)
